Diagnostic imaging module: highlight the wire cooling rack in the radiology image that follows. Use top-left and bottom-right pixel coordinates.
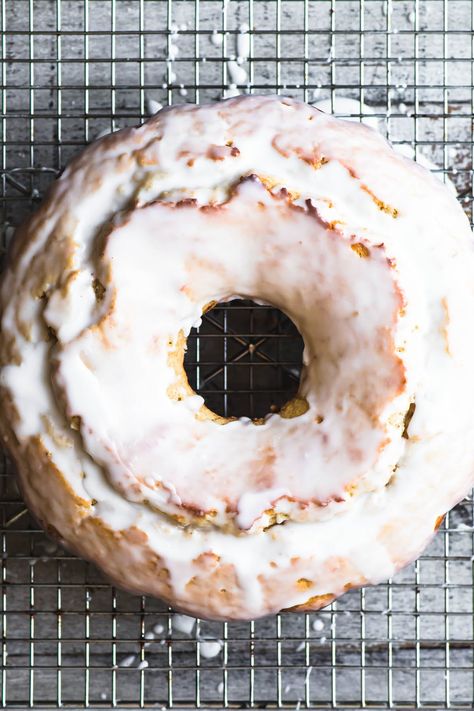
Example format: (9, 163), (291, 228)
(2, 0), (474, 708)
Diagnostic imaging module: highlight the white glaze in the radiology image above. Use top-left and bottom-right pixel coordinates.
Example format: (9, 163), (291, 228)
(313, 97), (380, 131)
(199, 638), (222, 659)
(94, 125), (118, 140)
(120, 654), (137, 668)
(227, 60), (247, 85)
(146, 98), (163, 116)
(172, 614), (196, 635)
(237, 23), (250, 61)
(223, 84), (240, 99)
(211, 30), (224, 47)
(2, 96), (474, 620)
(312, 618), (324, 632)
(51, 175), (405, 528)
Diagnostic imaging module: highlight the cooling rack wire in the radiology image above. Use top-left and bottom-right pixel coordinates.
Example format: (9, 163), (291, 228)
(1, 0), (474, 707)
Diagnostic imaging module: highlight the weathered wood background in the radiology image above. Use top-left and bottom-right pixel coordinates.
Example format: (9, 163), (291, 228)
(1, 0), (474, 708)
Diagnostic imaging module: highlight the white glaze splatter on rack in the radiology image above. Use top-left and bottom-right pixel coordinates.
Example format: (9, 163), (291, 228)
(162, 22), (181, 87)
(211, 29), (224, 47)
(146, 98), (163, 116)
(119, 654), (137, 668)
(221, 23), (250, 97)
(237, 23), (250, 61)
(227, 59), (247, 85)
(2, 223), (15, 244)
(93, 125), (119, 141)
(199, 638), (223, 659)
(312, 618), (325, 632)
(223, 83), (240, 99)
(172, 614), (196, 635)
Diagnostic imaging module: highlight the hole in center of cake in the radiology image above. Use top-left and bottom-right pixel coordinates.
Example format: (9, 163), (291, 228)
(183, 299), (304, 419)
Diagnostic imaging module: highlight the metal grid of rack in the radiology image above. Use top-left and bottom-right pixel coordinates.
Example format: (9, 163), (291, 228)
(1, 0), (474, 707)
